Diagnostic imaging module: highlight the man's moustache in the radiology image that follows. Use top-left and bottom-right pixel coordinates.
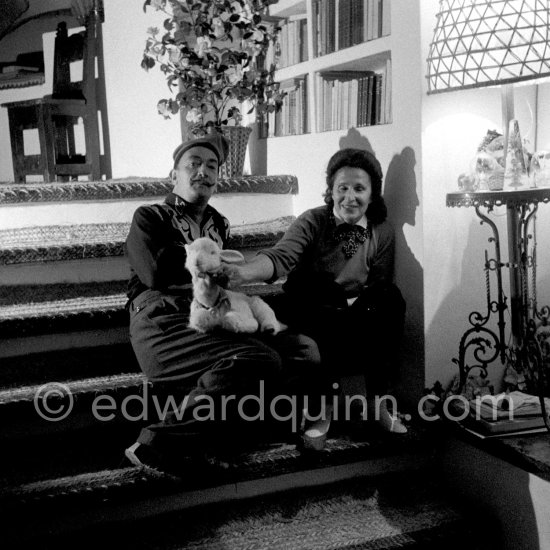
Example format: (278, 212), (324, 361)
(192, 178), (214, 187)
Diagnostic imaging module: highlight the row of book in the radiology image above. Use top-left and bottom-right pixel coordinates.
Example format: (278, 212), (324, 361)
(277, 15), (308, 68)
(315, 60), (392, 132)
(312, 0), (391, 58)
(262, 76), (309, 138)
(259, 60), (392, 137)
(0, 64), (42, 81)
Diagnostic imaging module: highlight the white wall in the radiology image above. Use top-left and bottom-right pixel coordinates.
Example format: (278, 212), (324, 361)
(102, 0), (181, 178)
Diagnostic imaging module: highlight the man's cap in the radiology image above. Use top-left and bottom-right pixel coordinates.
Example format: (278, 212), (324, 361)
(172, 134), (230, 168)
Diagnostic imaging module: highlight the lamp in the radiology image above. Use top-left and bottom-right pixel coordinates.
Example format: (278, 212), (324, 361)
(430, 1), (550, 432)
(426, 0), (550, 176)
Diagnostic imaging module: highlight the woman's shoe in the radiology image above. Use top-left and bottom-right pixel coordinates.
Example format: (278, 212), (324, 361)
(301, 405), (333, 451)
(376, 409), (408, 434)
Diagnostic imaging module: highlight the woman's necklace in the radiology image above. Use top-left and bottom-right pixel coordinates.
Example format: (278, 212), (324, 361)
(331, 211), (372, 258)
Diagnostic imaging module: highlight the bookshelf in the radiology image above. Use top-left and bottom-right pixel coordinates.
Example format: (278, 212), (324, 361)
(264, 0), (392, 138)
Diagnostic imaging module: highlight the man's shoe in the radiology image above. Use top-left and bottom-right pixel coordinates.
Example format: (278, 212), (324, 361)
(125, 442), (231, 481)
(125, 442), (165, 471)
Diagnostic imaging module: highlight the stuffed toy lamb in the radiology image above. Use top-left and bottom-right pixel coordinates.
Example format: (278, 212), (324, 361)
(184, 237), (285, 335)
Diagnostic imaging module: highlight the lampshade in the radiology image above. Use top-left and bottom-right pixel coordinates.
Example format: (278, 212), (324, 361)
(427, 0), (550, 94)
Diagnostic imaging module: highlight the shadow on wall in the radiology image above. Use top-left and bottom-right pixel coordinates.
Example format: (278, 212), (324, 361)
(425, 218), (508, 393)
(339, 129), (425, 407)
(384, 147), (424, 407)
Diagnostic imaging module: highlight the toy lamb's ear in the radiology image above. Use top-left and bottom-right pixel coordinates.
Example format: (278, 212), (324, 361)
(184, 243), (190, 253)
(220, 249), (245, 264)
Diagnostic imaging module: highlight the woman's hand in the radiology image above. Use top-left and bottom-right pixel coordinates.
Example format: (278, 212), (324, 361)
(221, 263), (246, 288)
(221, 254), (275, 287)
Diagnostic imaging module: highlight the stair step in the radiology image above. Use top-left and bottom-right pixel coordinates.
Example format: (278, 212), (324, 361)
(0, 176), (298, 205)
(63, 472), (490, 550)
(0, 217), (294, 266)
(0, 281), (283, 340)
(0, 176), (298, 228)
(0, 216), (294, 285)
(0, 343), (138, 388)
(0, 427), (440, 544)
(0, 373), (146, 441)
(0, 372), (145, 406)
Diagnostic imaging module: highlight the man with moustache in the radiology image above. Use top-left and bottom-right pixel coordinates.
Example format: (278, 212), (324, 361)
(124, 134), (322, 472)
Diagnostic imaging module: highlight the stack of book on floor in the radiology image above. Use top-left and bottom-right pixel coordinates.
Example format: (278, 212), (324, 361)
(452, 391), (550, 436)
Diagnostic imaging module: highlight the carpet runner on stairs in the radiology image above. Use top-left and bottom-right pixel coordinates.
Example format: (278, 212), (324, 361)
(5, 470), (495, 550)
(0, 216), (294, 266)
(0, 280), (283, 338)
(0, 424), (456, 549)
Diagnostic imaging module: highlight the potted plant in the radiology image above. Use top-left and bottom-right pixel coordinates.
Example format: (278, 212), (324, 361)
(142, 0), (285, 176)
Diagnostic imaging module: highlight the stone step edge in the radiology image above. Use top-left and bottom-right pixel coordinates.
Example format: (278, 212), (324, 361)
(0, 175), (299, 205)
(0, 217), (294, 266)
(0, 283), (283, 337)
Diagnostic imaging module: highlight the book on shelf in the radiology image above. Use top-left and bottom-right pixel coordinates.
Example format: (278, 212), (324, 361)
(312, 0), (340, 57)
(369, 0), (380, 40)
(384, 57), (392, 123)
(352, 0), (363, 46)
(338, 0), (350, 50)
(321, 69), (374, 80)
(316, 68), (392, 131)
(0, 69), (44, 82)
(364, 74), (374, 126)
(372, 73), (382, 125)
(311, 0), (390, 56)
(381, 0), (391, 36)
(2, 65), (40, 74)
(278, 15), (308, 67)
(268, 75), (308, 137)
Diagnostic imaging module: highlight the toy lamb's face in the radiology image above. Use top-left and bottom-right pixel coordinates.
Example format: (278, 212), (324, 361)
(184, 238), (221, 275)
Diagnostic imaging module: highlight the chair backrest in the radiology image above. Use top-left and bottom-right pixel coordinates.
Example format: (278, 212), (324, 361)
(52, 9), (100, 101)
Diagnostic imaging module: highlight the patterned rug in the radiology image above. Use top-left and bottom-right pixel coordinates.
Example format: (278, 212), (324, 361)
(49, 473), (486, 550)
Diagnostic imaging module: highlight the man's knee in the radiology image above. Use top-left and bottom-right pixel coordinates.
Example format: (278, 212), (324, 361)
(273, 332), (322, 366)
(296, 334), (322, 365)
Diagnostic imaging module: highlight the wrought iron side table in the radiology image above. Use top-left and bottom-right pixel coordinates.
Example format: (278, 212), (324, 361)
(446, 188), (550, 401)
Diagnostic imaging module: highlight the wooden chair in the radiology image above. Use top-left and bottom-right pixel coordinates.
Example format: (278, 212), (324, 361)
(1, 4), (111, 182)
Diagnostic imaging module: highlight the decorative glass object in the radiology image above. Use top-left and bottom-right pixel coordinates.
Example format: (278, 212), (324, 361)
(472, 152), (504, 191)
(503, 119), (529, 190)
(457, 172), (478, 192)
(530, 151), (550, 188)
